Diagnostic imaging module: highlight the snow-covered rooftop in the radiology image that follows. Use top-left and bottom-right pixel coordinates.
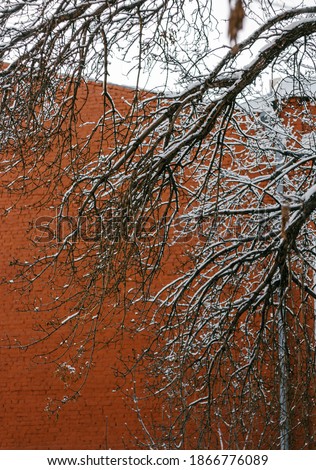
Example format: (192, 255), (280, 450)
(273, 76), (316, 98)
(241, 76), (316, 114)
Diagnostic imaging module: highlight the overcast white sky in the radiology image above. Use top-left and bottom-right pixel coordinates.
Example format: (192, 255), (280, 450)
(106, 0), (315, 91)
(107, 0), (231, 90)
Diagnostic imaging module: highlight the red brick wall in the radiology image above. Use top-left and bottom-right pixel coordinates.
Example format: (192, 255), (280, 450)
(0, 80), (157, 449)
(0, 80), (315, 449)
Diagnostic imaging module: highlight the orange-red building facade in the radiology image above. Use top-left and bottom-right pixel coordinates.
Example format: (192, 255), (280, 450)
(0, 79), (315, 449)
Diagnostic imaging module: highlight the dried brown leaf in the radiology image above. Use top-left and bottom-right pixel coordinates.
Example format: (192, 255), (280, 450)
(228, 0), (245, 44)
